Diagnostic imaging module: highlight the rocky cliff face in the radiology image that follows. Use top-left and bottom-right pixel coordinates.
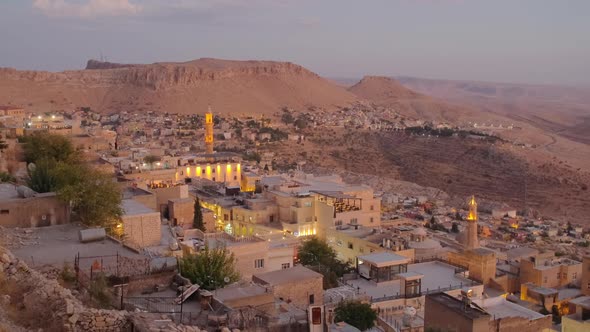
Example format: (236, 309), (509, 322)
(0, 58), (355, 114)
(1, 59), (320, 90)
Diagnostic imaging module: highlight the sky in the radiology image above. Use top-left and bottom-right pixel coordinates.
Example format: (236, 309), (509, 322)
(0, 0), (589, 85)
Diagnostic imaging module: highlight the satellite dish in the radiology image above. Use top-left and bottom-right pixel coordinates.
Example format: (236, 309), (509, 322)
(223, 277), (230, 283)
(28, 163), (36, 172)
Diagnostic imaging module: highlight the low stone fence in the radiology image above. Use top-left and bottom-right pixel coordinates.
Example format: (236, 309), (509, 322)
(0, 246), (203, 332)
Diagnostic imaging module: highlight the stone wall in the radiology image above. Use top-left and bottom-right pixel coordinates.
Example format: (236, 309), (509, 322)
(0, 193), (71, 228)
(125, 271), (176, 295)
(489, 315), (551, 332)
(121, 212), (161, 248)
(0, 246), (129, 331)
(0, 246), (204, 332)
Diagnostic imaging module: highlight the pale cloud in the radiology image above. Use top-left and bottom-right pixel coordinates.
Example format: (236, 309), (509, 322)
(33, 0), (142, 18)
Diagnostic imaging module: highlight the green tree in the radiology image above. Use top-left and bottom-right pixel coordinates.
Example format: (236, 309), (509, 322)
(22, 133), (122, 227)
(26, 159), (58, 193)
(22, 133), (80, 164)
(193, 197), (205, 231)
(53, 163), (122, 227)
(0, 172), (15, 183)
(334, 300), (377, 331)
(143, 155), (160, 169)
(298, 236), (352, 288)
(281, 111), (294, 124)
(179, 245), (240, 290)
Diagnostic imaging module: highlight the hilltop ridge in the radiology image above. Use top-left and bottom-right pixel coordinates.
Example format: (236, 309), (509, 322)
(0, 58), (357, 115)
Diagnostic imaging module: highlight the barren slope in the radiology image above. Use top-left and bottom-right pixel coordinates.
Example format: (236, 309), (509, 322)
(348, 76), (504, 123)
(0, 58), (357, 115)
(398, 76), (590, 144)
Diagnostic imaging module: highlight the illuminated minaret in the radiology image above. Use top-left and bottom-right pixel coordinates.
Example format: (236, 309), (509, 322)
(205, 106), (214, 154)
(465, 195), (480, 250)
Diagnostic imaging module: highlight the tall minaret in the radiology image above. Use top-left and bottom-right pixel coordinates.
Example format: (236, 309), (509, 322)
(205, 106), (214, 154)
(465, 195), (480, 250)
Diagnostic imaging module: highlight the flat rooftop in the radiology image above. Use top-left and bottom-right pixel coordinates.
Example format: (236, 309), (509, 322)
(358, 252), (410, 267)
(475, 297), (546, 321)
(213, 284), (270, 303)
(346, 261), (475, 300)
(253, 265), (322, 286)
(570, 296), (590, 310)
(122, 199), (156, 215)
(428, 293), (489, 319)
(9, 224), (144, 267)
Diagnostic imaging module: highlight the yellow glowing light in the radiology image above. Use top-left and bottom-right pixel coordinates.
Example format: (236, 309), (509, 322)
(196, 166), (202, 177)
(206, 165), (211, 178)
(186, 167), (191, 176)
(466, 195), (478, 221)
(226, 164), (231, 173)
(216, 164), (221, 176)
(237, 163), (241, 171)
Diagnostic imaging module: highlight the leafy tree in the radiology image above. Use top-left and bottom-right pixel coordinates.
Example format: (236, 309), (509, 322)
(298, 236), (352, 288)
(26, 159), (58, 193)
(0, 172), (15, 183)
(22, 133), (80, 164)
(179, 245), (240, 290)
(143, 155), (160, 169)
(281, 111), (294, 124)
(294, 116), (308, 129)
(25, 134), (123, 227)
(193, 197), (205, 231)
(334, 300), (377, 331)
(53, 163), (122, 227)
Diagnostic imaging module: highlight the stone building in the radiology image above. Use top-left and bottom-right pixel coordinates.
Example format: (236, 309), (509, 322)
(121, 199), (161, 249)
(448, 248), (496, 285)
(252, 265), (324, 310)
(0, 184), (70, 228)
(519, 254), (582, 289)
(424, 292), (551, 332)
(425, 293), (490, 332)
(581, 256), (590, 296)
(447, 196), (497, 286)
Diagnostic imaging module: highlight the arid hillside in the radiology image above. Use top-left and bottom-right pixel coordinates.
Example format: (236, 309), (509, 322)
(0, 58), (357, 115)
(265, 128), (590, 222)
(397, 76), (590, 145)
(348, 76), (506, 124)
